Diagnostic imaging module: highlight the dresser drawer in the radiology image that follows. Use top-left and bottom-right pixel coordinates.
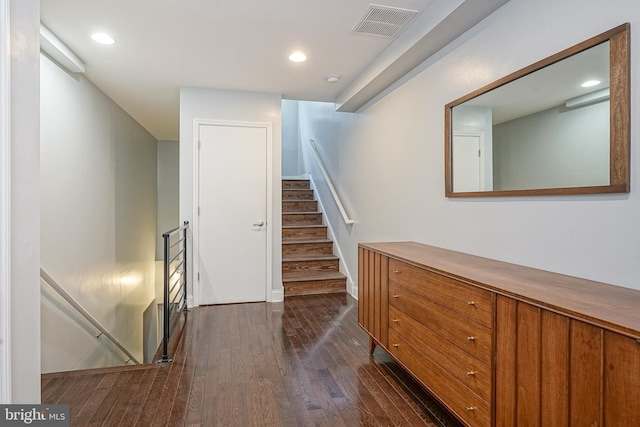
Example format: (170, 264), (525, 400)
(390, 282), (492, 365)
(389, 330), (491, 427)
(389, 305), (492, 402)
(389, 258), (492, 327)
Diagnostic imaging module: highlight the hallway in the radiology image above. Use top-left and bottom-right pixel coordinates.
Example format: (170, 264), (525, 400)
(41, 294), (460, 426)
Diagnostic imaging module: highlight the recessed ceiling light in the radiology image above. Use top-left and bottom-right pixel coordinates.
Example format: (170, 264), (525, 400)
(288, 51), (307, 63)
(91, 32), (115, 45)
(581, 80), (601, 88)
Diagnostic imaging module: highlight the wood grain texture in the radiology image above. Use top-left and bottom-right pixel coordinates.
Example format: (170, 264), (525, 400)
(603, 331), (640, 426)
(540, 310), (569, 427)
(282, 212), (323, 226)
(282, 200), (318, 212)
(389, 258), (492, 327)
(282, 189), (314, 200)
(569, 320), (603, 427)
(283, 239), (334, 257)
(282, 224), (327, 240)
(515, 302), (541, 426)
(281, 179), (310, 189)
(365, 244), (496, 427)
(609, 24), (630, 188)
(282, 256), (340, 276)
(362, 242), (640, 427)
(389, 330), (490, 427)
(374, 252), (381, 340)
(389, 282), (492, 365)
(43, 293), (461, 426)
(495, 296), (517, 427)
(358, 248), (389, 351)
(389, 305), (491, 401)
(360, 242), (640, 337)
(282, 180), (346, 296)
(358, 246), (365, 328)
(283, 274), (347, 295)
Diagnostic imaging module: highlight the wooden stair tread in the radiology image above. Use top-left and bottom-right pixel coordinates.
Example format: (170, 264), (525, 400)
(283, 255), (338, 262)
(282, 238), (332, 244)
(282, 179), (345, 296)
(282, 189), (314, 196)
(282, 211), (321, 215)
(282, 271), (346, 283)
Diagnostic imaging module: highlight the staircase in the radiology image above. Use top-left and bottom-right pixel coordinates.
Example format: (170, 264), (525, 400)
(282, 179), (347, 296)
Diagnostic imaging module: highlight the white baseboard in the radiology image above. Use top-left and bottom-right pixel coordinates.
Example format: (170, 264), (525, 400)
(348, 281), (358, 299)
(282, 174), (309, 180)
(270, 287), (283, 303)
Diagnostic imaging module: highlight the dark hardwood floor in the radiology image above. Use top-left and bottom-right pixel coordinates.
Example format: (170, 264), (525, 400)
(42, 293), (462, 426)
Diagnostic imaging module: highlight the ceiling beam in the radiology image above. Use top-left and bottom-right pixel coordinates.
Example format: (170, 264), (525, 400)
(335, 0), (510, 112)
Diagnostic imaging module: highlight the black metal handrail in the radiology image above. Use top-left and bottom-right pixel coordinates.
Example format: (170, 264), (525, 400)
(157, 220), (189, 364)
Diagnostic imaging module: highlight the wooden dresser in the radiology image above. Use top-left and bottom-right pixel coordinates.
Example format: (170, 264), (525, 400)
(358, 242), (640, 427)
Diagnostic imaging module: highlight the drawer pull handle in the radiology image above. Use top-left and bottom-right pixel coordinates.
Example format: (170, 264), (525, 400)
(392, 318), (400, 323)
(392, 294), (399, 299)
(466, 371), (476, 376)
(392, 343), (399, 348)
(466, 336), (476, 341)
(467, 301), (476, 306)
(392, 270), (399, 274)
(465, 407), (476, 412)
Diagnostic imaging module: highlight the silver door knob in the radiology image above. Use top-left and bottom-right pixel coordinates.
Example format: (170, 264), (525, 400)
(253, 220), (264, 227)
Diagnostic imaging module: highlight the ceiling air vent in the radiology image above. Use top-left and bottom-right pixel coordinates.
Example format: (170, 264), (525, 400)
(352, 4), (419, 38)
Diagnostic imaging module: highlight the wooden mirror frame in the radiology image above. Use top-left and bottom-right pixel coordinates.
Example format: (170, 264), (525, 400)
(445, 23), (630, 197)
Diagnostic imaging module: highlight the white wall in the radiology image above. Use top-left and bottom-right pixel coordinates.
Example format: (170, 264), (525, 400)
(493, 101), (609, 190)
(40, 53), (158, 372)
(299, 0), (640, 294)
(157, 140), (180, 259)
(6, 0), (40, 403)
(282, 100), (301, 176)
(179, 87), (283, 303)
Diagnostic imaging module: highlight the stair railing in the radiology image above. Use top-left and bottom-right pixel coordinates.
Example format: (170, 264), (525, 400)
(40, 268), (141, 364)
(308, 139), (354, 225)
(157, 221), (189, 364)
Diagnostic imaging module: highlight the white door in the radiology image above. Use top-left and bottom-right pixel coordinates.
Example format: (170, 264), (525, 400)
(198, 124), (267, 304)
(453, 133), (483, 192)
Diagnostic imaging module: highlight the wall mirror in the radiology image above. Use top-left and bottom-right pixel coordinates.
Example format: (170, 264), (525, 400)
(445, 23), (629, 197)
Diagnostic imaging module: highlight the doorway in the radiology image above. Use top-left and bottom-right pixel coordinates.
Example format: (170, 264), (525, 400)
(452, 132), (488, 192)
(195, 121), (271, 304)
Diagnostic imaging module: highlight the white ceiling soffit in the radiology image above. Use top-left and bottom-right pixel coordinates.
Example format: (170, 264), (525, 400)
(336, 0), (511, 112)
(40, 23), (85, 74)
(353, 4), (419, 38)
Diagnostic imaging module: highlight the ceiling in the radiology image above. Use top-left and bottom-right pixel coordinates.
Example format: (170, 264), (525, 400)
(461, 41), (610, 124)
(40, 0), (509, 140)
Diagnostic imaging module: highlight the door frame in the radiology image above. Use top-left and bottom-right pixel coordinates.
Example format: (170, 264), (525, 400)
(0, 0), (11, 402)
(453, 131), (492, 191)
(191, 119), (273, 306)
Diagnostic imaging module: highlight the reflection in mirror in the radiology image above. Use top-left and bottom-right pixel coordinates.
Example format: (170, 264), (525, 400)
(445, 24), (629, 197)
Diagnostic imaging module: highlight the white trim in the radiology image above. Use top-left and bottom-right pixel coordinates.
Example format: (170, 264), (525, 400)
(308, 139), (354, 225)
(308, 175), (357, 298)
(282, 174), (308, 180)
(453, 131), (491, 191)
(39, 23), (85, 74)
(270, 288), (283, 303)
(0, 0), (12, 403)
(192, 119), (273, 306)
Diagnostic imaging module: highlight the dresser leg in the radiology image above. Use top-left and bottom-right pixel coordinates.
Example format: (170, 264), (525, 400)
(369, 337), (376, 354)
